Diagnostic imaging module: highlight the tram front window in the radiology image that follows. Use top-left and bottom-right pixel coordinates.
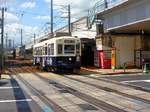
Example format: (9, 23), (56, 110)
(64, 45), (75, 54)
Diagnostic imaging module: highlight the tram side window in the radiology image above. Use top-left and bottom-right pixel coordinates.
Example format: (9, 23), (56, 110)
(40, 47), (42, 55)
(42, 47), (45, 55)
(45, 47), (47, 55)
(36, 48), (38, 55)
(57, 44), (63, 54)
(76, 43), (80, 54)
(48, 45), (51, 55)
(37, 47), (39, 55)
(51, 44), (54, 55)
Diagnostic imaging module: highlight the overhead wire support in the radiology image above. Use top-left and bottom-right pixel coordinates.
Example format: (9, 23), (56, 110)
(51, 0), (54, 37)
(34, 33), (36, 44)
(21, 28), (23, 46)
(68, 4), (71, 35)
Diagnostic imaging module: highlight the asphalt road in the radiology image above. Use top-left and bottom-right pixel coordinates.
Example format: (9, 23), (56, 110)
(104, 73), (150, 90)
(0, 77), (42, 112)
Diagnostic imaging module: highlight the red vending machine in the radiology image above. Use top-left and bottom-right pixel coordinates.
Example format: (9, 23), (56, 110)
(98, 50), (111, 69)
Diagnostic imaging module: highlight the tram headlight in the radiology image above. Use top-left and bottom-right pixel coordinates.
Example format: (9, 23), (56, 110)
(69, 58), (72, 61)
(76, 56), (80, 62)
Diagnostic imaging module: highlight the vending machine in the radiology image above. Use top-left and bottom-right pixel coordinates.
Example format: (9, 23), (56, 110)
(98, 50), (111, 69)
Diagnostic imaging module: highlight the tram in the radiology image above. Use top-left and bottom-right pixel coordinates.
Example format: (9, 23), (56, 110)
(33, 36), (81, 71)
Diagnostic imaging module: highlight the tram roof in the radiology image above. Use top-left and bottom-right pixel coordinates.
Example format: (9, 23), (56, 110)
(33, 36), (80, 48)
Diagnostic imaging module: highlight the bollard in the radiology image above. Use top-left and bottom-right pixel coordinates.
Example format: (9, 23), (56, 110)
(112, 66), (115, 72)
(123, 63), (126, 73)
(143, 64), (148, 74)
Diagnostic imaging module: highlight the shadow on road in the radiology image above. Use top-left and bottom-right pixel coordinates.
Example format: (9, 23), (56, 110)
(10, 76), (32, 112)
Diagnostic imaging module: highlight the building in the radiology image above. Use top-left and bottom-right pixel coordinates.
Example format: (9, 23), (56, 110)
(88, 0), (150, 69)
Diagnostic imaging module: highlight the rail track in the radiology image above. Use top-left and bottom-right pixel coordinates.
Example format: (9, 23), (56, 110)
(15, 74), (67, 112)
(34, 73), (128, 112)
(7, 59), (39, 74)
(64, 75), (150, 104)
(7, 59), (150, 112)
(8, 59), (67, 112)
(84, 75), (150, 92)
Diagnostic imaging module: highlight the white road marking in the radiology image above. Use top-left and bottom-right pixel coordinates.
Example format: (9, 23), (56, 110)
(0, 99), (32, 103)
(0, 87), (19, 90)
(90, 74), (99, 77)
(122, 80), (150, 83)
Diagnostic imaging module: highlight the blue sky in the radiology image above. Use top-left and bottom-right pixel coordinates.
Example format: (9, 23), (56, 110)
(0, 0), (95, 46)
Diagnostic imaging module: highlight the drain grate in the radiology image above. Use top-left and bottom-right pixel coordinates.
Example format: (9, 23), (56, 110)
(102, 87), (117, 92)
(58, 89), (70, 93)
(78, 104), (98, 111)
(64, 87), (77, 92)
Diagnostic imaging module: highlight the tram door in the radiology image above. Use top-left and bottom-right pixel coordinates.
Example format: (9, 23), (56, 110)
(81, 43), (94, 67)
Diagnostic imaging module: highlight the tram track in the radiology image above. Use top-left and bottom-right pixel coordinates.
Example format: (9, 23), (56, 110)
(34, 73), (128, 112)
(84, 75), (150, 92)
(7, 59), (150, 112)
(8, 59), (39, 74)
(8, 59), (67, 112)
(15, 74), (67, 112)
(63, 75), (150, 104)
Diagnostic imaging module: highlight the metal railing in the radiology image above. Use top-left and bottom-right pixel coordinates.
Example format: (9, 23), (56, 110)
(88, 0), (128, 29)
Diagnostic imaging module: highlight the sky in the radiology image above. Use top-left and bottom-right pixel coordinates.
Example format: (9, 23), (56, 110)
(0, 0), (97, 47)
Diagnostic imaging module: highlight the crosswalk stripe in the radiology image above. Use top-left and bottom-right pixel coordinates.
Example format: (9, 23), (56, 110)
(122, 80), (150, 83)
(0, 87), (20, 90)
(0, 99), (32, 103)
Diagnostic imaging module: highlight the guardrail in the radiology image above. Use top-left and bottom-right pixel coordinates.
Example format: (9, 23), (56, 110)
(88, 0), (128, 29)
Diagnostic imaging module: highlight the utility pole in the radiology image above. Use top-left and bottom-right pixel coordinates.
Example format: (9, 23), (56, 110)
(5, 33), (8, 66)
(0, 8), (5, 78)
(34, 33), (36, 44)
(13, 39), (14, 49)
(104, 0), (108, 8)
(51, 0), (53, 37)
(21, 29), (23, 46)
(68, 5), (71, 35)
(8, 39), (11, 49)
(5, 33), (8, 49)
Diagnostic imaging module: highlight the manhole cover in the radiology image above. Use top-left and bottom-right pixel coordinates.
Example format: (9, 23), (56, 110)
(102, 87), (117, 92)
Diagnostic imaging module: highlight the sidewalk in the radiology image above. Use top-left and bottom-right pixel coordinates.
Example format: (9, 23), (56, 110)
(80, 67), (143, 75)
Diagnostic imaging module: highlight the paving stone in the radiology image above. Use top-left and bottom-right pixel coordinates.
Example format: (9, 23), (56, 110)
(69, 97), (87, 104)
(63, 105), (83, 112)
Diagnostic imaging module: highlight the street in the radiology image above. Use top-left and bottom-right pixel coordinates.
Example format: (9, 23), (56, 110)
(104, 73), (150, 91)
(0, 0), (150, 112)
(0, 60), (149, 112)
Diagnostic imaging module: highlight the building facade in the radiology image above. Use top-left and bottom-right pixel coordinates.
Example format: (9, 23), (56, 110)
(89, 0), (150, 69)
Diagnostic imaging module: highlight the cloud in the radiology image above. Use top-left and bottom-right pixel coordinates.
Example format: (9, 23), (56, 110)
(33, 16), (50, 20)
(44, 0), (95, 20)
(5, 12), (19, 23)
(5, 23), (39, 43)
(0, 12), (19, 23)
(0, 0), (14, 6)
(5, 23), (38, 35)
(20, 1), (36, 9)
